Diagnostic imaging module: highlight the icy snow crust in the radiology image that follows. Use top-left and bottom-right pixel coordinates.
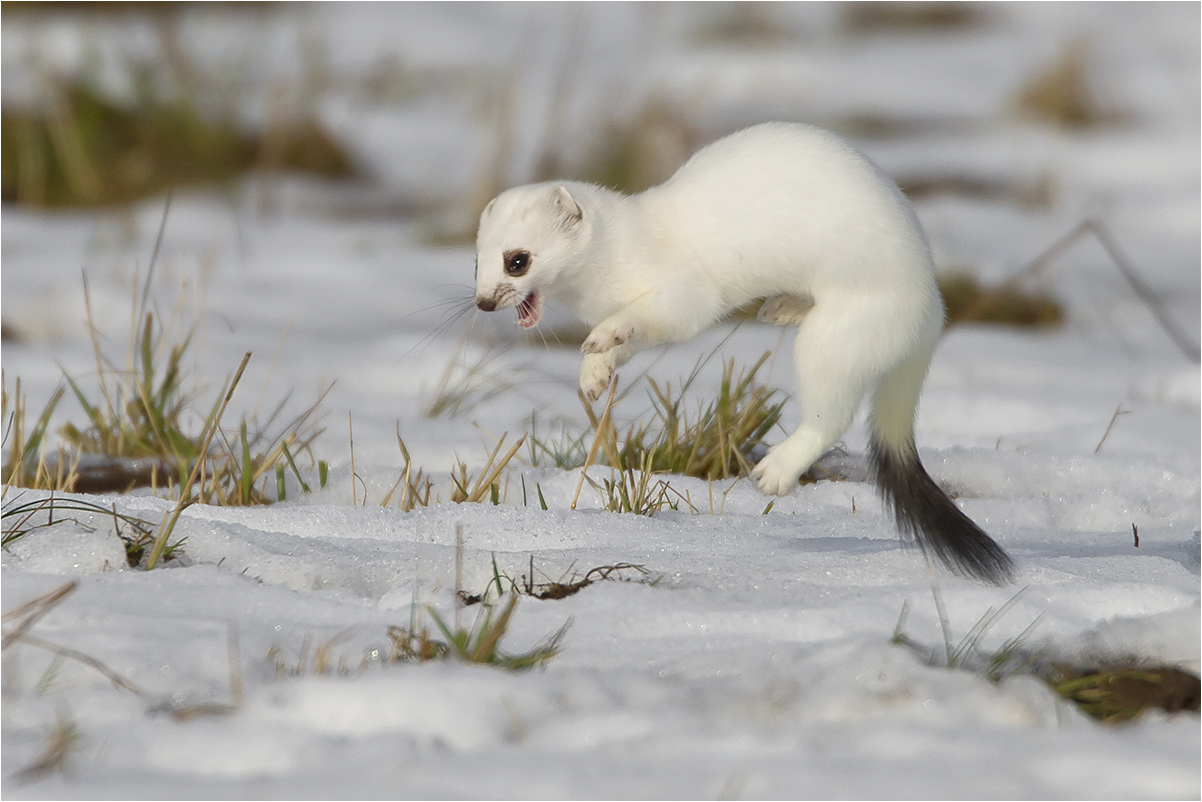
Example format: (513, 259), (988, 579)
(2, 4), (1199, 799)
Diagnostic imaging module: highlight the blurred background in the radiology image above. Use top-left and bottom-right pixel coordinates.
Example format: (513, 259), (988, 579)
(1, 1), (1198, 466)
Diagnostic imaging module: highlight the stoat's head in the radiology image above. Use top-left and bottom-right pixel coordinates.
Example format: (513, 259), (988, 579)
(473, 184), (584, 329)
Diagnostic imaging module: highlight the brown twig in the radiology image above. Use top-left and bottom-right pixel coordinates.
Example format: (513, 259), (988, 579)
(959, 218), (1199, 362)
(16, 633), (151, 699)
(1094, 403), (1130, 454)
(2, 580), (77, 651)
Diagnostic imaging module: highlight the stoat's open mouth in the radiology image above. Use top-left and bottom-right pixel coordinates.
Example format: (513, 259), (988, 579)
(517, 291), (542, 329)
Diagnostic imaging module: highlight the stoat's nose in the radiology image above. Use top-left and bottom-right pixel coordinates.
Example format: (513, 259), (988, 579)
(475, 297), (497, 312)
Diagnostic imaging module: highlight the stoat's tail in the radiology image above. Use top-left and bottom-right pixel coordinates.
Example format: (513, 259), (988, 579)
(868, 347), (1015, 585)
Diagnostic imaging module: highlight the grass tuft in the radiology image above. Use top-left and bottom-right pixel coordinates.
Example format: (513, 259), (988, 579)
(1014, 42), (1122, 130)
(4, 261), (328, 511)
(940, 273), (1064, 328)
(382, 429), (435, 511)
(890, 581), (1201, 724)
(1051, 667), (1201, 723)
(552, 97), (699, 196)
(384, 429), (526, 510)
(267, 630), (367, 679)
(2, 377), (74, 491)
(422, 345), (517, 419)
(571, 351), (784, 486)
(525, 411), (590, 470)
(388, 593), (569, 671)
(1, 49), (353, 208)
(449, 433), (527, 504)
(585, 449), (688, 517)
(620, 352), (783, 480)
(890, 583), (1043, 680)
(842, 2), (983, 33)
(13, 713), (82, 782)
(0, 493), (181, 567)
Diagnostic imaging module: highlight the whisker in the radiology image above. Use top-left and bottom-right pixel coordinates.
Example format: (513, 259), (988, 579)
(397, 301), (476, 362)
(394, 289), (475, 325)
(544, 322), (565, 349)
(533, 322), (550, 352)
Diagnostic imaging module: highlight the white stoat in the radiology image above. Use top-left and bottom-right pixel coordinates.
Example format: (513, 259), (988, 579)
(472, 122), (1013, 584)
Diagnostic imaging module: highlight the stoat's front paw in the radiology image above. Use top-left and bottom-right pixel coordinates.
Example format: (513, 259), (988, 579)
(582, 321), (634, 355)
(579, 353), (615, 402)
(750, 446), (804, 496)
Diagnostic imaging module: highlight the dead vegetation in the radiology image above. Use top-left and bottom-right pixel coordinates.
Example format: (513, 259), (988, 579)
(939, 273), (1064, 328)
(1, 71), (353, 209)
(892, 582), (1202, 725)
(842, 2), (985, 34)
(1014, 42), (1124, 130)
(2, 581), (244, 723)
(386, 592), (569, 671)
(898, 173), (1055, 210)
(2, 9), (354, 209)
(1049, 665), (1200, 723)
(943, 218), (1199, 362)
(1, 492), (183, 567)
(2, 202), (330, 508)
(459, 558), (657, 605)
(539, 96), (701, 196)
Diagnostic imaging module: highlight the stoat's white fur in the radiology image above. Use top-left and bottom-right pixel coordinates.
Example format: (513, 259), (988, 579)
(474, 122), (1013, 584)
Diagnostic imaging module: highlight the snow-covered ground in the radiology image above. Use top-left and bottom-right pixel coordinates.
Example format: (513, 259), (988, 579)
(2, 4), (1199, 798)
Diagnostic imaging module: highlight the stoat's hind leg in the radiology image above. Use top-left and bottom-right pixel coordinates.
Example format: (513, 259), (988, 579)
(757, 294), (814, 327)
(751, 295), (899, 495)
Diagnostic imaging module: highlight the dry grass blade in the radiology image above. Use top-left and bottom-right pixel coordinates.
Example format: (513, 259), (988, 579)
(162, 624), (244, 720)
(1093, 403), (1130, 454)
(571, 377), (620, 511)
(2, 580), (77, 650)
(13, 713), (82, 783)
(3, 580), (150, 698)
(146, 351), (252, 569)
(450, 432), (527, 504)
(2, 377), (71, 490)
(423, 343), (517, 419)
(382, 429), (435, 511)
(468, 434), (527, 504)
(950, 218), (1198, 362)
(14, 633), (150, 699)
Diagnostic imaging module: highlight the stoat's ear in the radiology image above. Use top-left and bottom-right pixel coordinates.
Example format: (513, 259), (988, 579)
(548, 186), (583, 228)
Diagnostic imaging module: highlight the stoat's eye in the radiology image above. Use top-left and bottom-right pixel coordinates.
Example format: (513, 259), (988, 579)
(503, 249), (531, 277)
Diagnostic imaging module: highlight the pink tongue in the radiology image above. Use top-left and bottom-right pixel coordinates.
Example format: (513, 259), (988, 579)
(518, 292), (539, 328)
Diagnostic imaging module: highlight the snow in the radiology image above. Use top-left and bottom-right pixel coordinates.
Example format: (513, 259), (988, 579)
(2, 3), (1199, 799)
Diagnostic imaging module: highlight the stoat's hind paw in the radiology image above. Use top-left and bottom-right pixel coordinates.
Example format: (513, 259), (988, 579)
(750, 446), (806, 496)
(757, 294), (814, 327)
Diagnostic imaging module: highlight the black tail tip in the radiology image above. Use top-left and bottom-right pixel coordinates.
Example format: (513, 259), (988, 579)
(870, 437), (1016, 586)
